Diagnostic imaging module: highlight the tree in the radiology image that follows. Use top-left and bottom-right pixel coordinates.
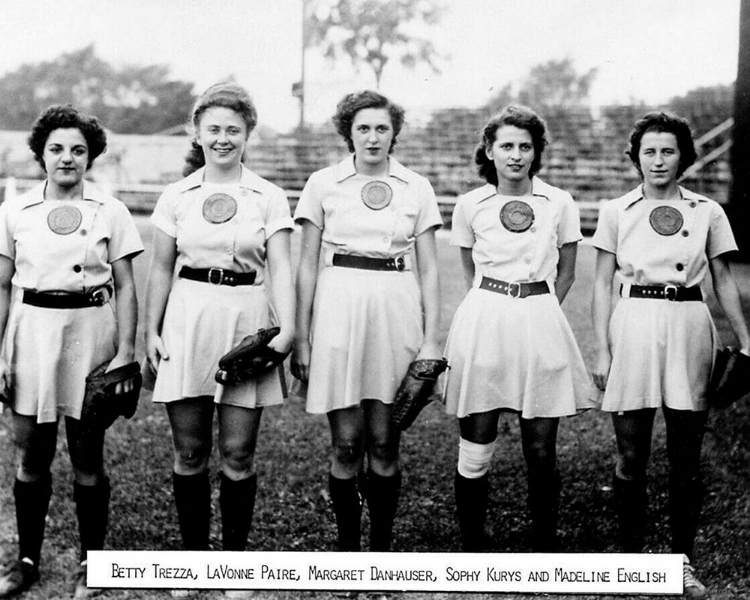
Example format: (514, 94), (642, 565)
(307, 0), (443, 89)
(0, 45), (196, 134)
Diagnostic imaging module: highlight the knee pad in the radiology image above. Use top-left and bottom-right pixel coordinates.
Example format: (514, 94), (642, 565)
(457, 438), (495, 479)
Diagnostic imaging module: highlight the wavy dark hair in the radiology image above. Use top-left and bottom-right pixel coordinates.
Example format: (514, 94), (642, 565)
(333, 90), (405, 154)
(183, 82), (258, 176)
(626, 111), (697, 178)
(27, 105), (107, 171)
(475, 105), (548, 185)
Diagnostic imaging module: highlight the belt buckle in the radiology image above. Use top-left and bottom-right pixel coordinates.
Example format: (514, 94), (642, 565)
(395, 256), (406, 272)
(664, 285), (677, 301)
(207, 268), (224, 285)
(90, 288), (107, 306)
(508, 282), (522, 298)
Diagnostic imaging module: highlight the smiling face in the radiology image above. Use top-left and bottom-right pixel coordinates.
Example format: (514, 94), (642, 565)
(486, 125), (535, 189)
(351, 107), (394, 175)
(43, 128), (89, 194)
(195, 106), (249, 173)
(638, 130), (681, 193)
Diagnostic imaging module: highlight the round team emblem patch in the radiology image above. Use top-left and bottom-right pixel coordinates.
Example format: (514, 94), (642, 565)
(361, 181), (393, 211)
(202, 193), (238, 224)
(500, 200), (534, 232)
(47, 205), (82, 235)
(649, 206), (683, 236)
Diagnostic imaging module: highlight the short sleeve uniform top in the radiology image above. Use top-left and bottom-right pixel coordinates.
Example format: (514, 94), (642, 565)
(151, 165), (293, 283)
(294, 156), (442, 257)
(0, 180), (144, 289)
(451, 177), (582, 285)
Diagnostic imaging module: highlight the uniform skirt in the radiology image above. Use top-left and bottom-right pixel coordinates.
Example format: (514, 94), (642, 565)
(305, 266), (423, 414)
(4, 296), (117, 423)
(601, 297), (717, 412)
(443, 287), (595, 419)
(152, 278), (283, 408)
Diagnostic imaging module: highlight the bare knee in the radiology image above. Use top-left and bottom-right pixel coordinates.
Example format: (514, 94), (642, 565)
(368, 436), (399, 470)
(522, 440), (556, 474)
(331, 437), (363, 473)
(220, 439), (255, 479)
(173, 438), (211, 474)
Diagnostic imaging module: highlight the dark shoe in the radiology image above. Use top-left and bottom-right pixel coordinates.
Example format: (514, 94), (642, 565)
(0, 559), (40, 598)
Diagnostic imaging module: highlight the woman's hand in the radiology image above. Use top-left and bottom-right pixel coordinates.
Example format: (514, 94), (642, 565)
(267, 329), (294, 356)
(415, 340), (443, 362)
(0, 356), (11, 402)
(145, 331), (169, 376)
(291, 339), (311, 383)
(104, 350), (137, 394)
(593, 349), (611, 391)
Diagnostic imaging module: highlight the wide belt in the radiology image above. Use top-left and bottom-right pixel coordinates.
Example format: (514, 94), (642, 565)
(23, 286), (112, 309)
(621, 284), (703, 302)
(478, 276), (550, 298)
(179, 266), (256, 286)
(332, 254), (408, 272)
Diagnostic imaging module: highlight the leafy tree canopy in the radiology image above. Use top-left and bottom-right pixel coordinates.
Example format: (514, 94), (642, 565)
(0, 45), (196, 134)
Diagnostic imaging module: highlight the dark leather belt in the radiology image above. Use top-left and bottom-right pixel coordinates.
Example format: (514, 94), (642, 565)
(622, 284), (703, 302)
(332, 254), (407, 272)
(479, 276), (550, 298)
(23, 286), (112, 309)
(179, 266), (256, 286)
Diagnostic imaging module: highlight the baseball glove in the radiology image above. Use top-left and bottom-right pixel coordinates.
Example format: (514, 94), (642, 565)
(708, 347), (750, 409)
(215, 327), (288, 385)
(391, 358), (449, 430)
(80, 361), (142, 434)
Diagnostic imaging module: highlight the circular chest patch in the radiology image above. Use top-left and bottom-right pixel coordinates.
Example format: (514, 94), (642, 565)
(202, 193), (238, 224)
(649, 206), (683, 236)
(500, 200), (534, 232)
(47, 205), (82, 235)
(361, 181), (393, 211)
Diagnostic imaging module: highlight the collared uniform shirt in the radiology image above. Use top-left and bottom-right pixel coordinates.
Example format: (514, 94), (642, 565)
(151, 165), (293, 284)
(293, 156), (442, 257)
(0, 180), (143, 291)
(591, 185), (737, 287)
(451, 177), (582, 285)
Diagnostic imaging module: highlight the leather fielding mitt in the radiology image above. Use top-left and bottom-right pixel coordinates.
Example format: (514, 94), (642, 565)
(215, 327), (288, 385)
(391, 358), (449, 430)
(80, 360), (142, 434)
(708, 347), (750, 409)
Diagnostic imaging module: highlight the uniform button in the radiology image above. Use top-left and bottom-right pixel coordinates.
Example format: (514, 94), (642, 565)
(73, 265), (82, 273)
(689, 201), (697, 208)
(530, 226), (537, 233)
(80, 229), (87, 236)
(676, 263), (684, 271)
(682, 230), (689, 237)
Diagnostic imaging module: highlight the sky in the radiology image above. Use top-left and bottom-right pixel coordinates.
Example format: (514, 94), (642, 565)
(0, 0), (741, 132)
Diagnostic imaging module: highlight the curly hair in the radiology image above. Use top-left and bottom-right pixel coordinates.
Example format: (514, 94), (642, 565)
(626, 111), (697, 178)
(27, 105), (107, 171)
(184, 82), (258, 175)
(332, 90), (405, 154)
(474, 105), (549, 185)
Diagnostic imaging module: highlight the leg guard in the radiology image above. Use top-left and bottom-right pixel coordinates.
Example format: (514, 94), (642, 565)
(454, 471), (489, 552)
(527, 470), (560, 552)
(365, 471), (401, 551)
(328, 474), (362, 551)
(15, 473), (52, 566)
(74, 477), (111, 562)
(612, 472), (647, 553)
(219, 472), (257, 551)
(172, 471), (211, 551)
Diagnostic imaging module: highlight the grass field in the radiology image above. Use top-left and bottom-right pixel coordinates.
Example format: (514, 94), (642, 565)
(1, 217), (749, 600)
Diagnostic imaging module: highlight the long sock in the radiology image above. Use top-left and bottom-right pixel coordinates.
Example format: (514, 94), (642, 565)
(669, 473), (702, 560)
(612, 472), (647, 552)
(454, 471), (489, 552)
(328, 474), (362, 551)
(527, 470), (560, 552)
(15, 473), (52, 566)
(219, 472), (257, 551)
(172, 471), (211, 550)
(74, 477), (111, 562)
(366, 471), (402, 551)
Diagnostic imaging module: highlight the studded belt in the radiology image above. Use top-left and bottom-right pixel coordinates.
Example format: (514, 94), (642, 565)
(332, 254), (408, 272)
(23, 286), (113, 309)
(621, 284), (702, 302)
(179, 267), (257, 286)
(478, 276), (550, 298)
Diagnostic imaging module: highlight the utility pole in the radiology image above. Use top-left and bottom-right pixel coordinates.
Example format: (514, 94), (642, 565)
(731, 0), (750, 258)
(292, 0), (308, 130)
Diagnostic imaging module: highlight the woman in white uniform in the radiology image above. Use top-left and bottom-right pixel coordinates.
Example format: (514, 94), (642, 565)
(443, 105), (595, 552)
(292, 90), (442, 551)
(145, 83), (295, 560)
(592, 111), (750, 598)
(0, 105), (142, 598)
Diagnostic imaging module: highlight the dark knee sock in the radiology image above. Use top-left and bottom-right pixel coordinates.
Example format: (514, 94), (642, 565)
(527, 470), (560, 552)
(669, 473), (703, 560)
(15, 473), (52, 566)
(366, 471), (402, 551)
(613, 472), (647, 552)
(219, 472), (257, 551)
(328, 474), (362, 551)
(74, 477), (111, 562)
(172, 471), (211, 551)
(454, 471), (489, 552)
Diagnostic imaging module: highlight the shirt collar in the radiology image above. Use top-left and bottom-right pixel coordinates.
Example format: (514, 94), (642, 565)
(623, 184), (709, 209)
(18, 179), (106, 210)
(475, 176), (552, 203)
(333, 155), (415, 184)
(175, 165), (266, 194)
